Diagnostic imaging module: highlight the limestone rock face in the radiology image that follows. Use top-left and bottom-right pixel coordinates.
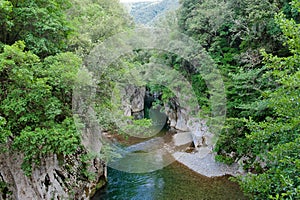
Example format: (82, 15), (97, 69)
(174, 108), (189, 131)
(164, 98), (214, 151)
(187, 118), (214, 149)
(0, 82), (108, 200)
(164, 98), (190, 132)
(0, 150), (106, 200)
(120, 85), (146, 118)
(164, 103), (177, 128)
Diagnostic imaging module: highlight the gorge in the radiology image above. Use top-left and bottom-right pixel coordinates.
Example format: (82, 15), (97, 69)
(1, 0), (299, 199)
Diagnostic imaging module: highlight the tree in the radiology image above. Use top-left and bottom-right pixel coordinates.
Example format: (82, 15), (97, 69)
(236, 1), (300, 198)
(0, 0), (132, 176)
(0, 41), (82, 174)
(0, 0), (73, 57)
(67, 0), (132, 56)
(177, 0), (299, 198)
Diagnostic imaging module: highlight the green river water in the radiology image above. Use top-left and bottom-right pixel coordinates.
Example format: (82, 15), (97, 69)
(92, 161), (248, 200)
(92, 110), (248, 200)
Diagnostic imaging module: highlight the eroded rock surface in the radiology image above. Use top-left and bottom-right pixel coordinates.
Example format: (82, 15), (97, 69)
(120, 85), (146, 119)
(0, 150), (106, 200)
(164, 99), (190, 132)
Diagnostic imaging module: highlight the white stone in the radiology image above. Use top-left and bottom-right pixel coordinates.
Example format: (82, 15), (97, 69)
(172, 132), (193, 146)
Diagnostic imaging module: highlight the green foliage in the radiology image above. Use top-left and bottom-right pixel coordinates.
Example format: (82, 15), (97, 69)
(238, 139), (300, 199)
(146, 84), (175, 104)
(234, 1), (300, 198)
(0, 41), (81, 131)
(0, 0), (73, 57)
(0, 1), (131, 196)
(178, 0), (300, 198)
(215, 154), (234, 165)
(67, 0), (132, 56)
(0, 0), (298, 198)
(0, 41), (82, 175)
(214, 118), (250, 159)
(178, 0), (232, 48)
(13, 118), (80, 176)
(122, 118), (154, 137)
(191, 74), (209, 108)
(79, 153), (98, 181)
(0, 116), (11, 146)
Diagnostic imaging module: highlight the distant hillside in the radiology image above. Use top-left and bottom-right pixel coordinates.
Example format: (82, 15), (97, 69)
(122, 0), (179, 25)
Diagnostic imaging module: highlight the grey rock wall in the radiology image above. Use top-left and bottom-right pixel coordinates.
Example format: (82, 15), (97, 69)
(120, 85), (146, 119)
(0, 150), (106, 200)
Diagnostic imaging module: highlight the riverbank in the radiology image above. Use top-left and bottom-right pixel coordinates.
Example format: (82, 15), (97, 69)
(173, 151), (243, 178)
(105, 131), (244, 178)
(170, 131), (244, 177)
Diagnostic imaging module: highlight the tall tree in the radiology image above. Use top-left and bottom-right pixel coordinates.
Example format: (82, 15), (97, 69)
(0, 41), (81, 174)
(67, 0), (132, 56)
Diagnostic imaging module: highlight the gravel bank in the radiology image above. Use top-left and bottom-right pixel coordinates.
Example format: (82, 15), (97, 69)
(173, 151), (243, 177)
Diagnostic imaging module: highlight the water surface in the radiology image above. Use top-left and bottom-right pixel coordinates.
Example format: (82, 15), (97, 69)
(92, 161), (248, 200)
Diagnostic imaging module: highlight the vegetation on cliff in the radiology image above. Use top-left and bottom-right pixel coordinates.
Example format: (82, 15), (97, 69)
(177, 0), (300, 199)
(0, 0), (131, 197)
(0, 0), (299, 199)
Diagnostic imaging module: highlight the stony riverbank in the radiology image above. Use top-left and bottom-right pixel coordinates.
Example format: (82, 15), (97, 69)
(172, 132), (244, 177)
(171, 132), (245, 177)
(106, 131), (245, 177)
(173, 152), (243, 177)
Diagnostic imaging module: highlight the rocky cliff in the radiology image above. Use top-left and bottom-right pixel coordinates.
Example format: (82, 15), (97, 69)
(0, 147), (106, 200)
(0, 143), (106, 200)
(119, 85), (214, 151)
(121, 85), (146, 119)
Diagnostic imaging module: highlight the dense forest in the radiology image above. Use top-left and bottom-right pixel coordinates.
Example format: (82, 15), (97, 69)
(0, 0), (299, 199)
(0, 0), (132, 198)
(176, 0), (300, 199)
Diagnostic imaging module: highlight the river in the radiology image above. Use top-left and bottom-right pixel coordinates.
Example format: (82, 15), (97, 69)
(92, 113), (248, 200)
(92, 160), (248, 200)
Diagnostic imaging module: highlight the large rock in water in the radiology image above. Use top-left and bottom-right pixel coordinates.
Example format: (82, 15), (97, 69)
(0, 149), (106, 200)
